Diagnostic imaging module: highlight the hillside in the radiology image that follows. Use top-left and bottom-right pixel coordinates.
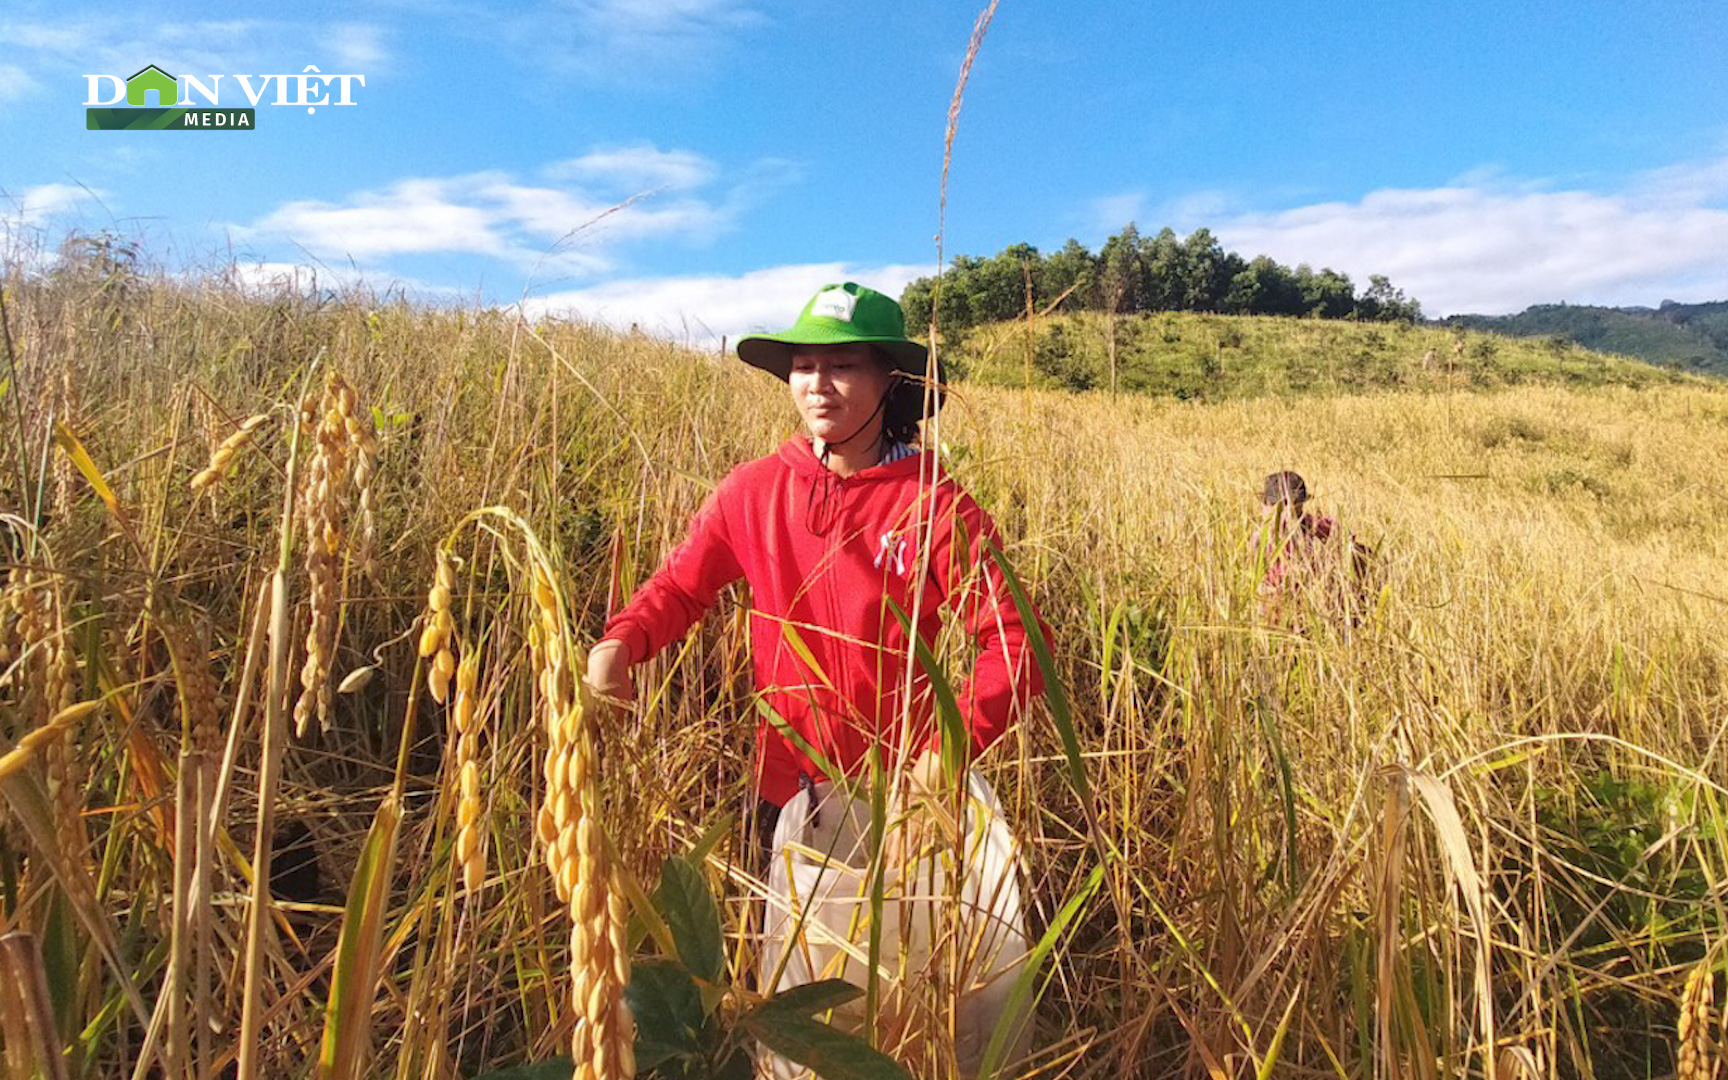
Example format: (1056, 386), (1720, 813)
(943, 308), (1697, 399)
(1440, 299), (1728, 375)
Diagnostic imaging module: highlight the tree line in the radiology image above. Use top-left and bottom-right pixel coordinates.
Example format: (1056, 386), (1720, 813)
(900, 224), (1423, 331)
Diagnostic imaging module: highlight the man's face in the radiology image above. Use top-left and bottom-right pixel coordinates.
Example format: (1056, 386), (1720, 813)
(1263, 497), (1304, 526)
(788, 344), (895, 446)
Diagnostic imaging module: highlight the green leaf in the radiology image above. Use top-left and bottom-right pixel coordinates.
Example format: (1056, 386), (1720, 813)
(654, 856), (724, 985)
(740, 1010), (911, 1080)
(756, 697), (843, 784)
(687, 811), (736, 865)
(711, 1044), (755, 1080)
(466, 1059), (575, 1080)
(885, 598), (967, 785)
(318, 793), (403, 1080)
(984, 539), (1088, 801)
(43, 887), (80, 1043)
(617, 847), (679, 959)
(977, 864), (1104, 1078)
(752, 979), (863, 1019)
(625, 957), (705, 1072)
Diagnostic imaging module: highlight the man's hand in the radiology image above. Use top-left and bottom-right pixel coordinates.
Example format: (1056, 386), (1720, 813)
(583, 638), (637, 706)
(884, 750), (954, 866)
(906, 749), (945, 800)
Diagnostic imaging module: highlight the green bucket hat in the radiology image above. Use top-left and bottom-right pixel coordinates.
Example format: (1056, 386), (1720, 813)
(736, 284), (938, 408)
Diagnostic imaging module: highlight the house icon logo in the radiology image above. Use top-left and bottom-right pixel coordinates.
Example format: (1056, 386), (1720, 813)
(125, 65), (177, 107)
(84, 58), (362, 129)
(85, 62), (256, 131)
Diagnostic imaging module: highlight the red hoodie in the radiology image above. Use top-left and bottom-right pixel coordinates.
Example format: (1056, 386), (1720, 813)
(601, 437), (1046, 805)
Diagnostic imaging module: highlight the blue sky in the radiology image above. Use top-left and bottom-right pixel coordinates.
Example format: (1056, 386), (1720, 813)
(4, 0), (1726, 344)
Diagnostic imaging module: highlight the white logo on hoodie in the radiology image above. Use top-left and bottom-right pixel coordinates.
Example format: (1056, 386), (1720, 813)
(873, 529), (909, 575)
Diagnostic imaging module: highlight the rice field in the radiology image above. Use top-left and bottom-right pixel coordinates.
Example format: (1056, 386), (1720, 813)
(2, 255), (1727, 1080)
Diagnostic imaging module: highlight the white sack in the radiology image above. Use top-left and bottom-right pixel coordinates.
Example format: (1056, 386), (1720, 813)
(757, 770), (1033, 1079)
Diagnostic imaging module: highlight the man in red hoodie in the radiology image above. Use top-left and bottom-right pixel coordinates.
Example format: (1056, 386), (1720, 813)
(583, 282), (1045, 844)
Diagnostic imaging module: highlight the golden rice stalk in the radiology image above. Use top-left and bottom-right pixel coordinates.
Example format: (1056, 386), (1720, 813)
(528, 560), (633, 1080)
(5, 568), (47, 719)
(1680, 962), (1716, 1080)
(0, 602), (15, 694)
(4, 566), (93, 884)
(556, 702), (634, 1080)
(452, 654), (485, 894)
(420, 550), (456, 704)
(46, 362), (84, 539)
(162, 616), (222, 754)
(190, 413), (270, 493)
(295, 376), (350, 736)
(42, 587), (86, 844)
(52, 367), (77, 530)
(344, 398), (380, 580)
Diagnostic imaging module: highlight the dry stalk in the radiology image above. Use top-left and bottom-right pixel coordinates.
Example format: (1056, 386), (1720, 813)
(238, 360), (316, 1080)
(1373, 766), (1411, 1080)
(156, 613), (222, 1080)
(0, 932), (71, 1080)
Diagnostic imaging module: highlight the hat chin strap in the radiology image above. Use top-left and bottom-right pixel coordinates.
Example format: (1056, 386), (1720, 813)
(806, 384), (897, 536)
(815, 385), (893, 463)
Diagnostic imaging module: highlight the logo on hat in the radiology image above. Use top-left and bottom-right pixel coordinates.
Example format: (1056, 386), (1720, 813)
(809, 288), (859, 323)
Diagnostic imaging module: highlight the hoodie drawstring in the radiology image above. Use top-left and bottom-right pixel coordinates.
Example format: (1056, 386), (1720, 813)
(803, 387), (894, 536)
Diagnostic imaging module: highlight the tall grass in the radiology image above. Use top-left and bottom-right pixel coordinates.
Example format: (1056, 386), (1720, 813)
(1, 249), (1725, 1079)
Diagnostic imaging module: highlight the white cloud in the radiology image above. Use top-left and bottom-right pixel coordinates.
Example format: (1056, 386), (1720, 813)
(324, 23), (388, 70)
(548, 144), (717, 192)
(505, 0), (763, 85)
(3, 15), (380, 94)
(1, 183), (107, 230)
(2, 21), (97, 56)
(254, 177), (508, 260)
(221, 259), (454, 299)
(1210, 155), (1728, 315)
(224, 260), (360, 293)
(1085, 190), (1149, 235)
(0, 63), (40, 103)
(0, 185), (109, 272)
(243, 149), (751, 278)
(522, 262), (934, 348)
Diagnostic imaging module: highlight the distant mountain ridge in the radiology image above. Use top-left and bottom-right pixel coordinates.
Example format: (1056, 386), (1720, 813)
(1439, 300), (1728, 376)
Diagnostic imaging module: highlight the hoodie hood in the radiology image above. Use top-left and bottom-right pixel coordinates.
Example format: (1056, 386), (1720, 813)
(777, 436), (933, 537)
(775, 436), (931, 481)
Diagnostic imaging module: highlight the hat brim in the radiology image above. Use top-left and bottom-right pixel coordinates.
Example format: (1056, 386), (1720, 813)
(737, 332), (928, 380)
(736, 334), (945, 413)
